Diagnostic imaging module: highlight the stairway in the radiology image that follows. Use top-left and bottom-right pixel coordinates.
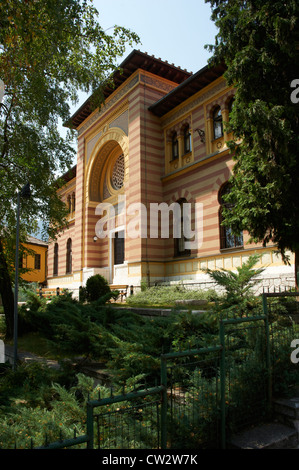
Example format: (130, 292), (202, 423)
(229, 396), (299, 449)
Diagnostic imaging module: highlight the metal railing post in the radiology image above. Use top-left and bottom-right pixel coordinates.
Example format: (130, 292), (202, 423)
(262, 293), (272, 414)
(86, 402), (94, 449)
(219, 319), (226, 450)
(160, 355), (168, 449)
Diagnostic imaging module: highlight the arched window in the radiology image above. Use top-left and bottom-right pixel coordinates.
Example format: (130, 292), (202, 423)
(174, 198), (191, 257)
(219, 183), (243, 249)
(53, 243), (58, 276)
(66, 238), (72, 274)
(183, 125), (191, 154)
(213, 106), (223, 140)
(171, 132), (179, 160)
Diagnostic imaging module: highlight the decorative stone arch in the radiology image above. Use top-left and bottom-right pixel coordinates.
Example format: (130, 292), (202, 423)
(85, 128), (129, 203)
(208, 167), (232, 206)
(167, 188), (194, 206)
(207, 101), (223, 120)
(224, 91), (235, 111)
(166, 116), (191, 141)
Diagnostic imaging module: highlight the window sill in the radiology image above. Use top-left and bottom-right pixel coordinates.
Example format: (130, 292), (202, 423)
(220, 246), (244, 253)
(174, 252), (191, 259)
(211, 136), (224, 143)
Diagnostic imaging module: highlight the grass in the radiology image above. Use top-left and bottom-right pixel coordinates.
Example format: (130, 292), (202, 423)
(0, 308), (64, 360)
(125, 285), (221, 308)
(13, 332), (55, 358)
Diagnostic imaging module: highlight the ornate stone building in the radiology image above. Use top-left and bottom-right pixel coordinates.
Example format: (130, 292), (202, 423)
(46, 50), (295, 296)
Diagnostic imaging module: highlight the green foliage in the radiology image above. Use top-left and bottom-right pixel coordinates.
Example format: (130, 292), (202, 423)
(205, 0), (299, 262)
(167, 310), (219, 351)
(1, 290), (298, 448)
(0, 0), (139, 337)
(126, 285), (221, 307)
(0, 362), (102, 448)
(19, 291), (221, 385)
(204, 254), (264, 316)
(0, 0), (139, 240)
(84, 274), (111, 302)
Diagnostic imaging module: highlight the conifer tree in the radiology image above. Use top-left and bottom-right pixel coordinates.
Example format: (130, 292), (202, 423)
(206, 0), (299, 285)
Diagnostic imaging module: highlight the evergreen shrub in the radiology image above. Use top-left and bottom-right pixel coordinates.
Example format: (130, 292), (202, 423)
(85, 274), (111, 302)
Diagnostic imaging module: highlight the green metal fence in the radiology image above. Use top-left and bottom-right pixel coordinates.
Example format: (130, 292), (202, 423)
(31, 292), (299, 450)
(91, 386), (163, 449)
(219, 314), (271, 444)
(161, 346), (222, 449)
(262, 291), (299, 398)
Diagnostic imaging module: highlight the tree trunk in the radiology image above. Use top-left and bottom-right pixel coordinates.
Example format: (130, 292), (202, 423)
(0, 238), (14, 339)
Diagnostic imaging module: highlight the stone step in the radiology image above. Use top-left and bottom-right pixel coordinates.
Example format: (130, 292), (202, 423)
(230, 422), (298, 449)
(273, 396), (299, 430)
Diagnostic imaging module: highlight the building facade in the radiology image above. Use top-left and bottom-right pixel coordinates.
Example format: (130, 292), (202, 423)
(21, 236), (48, 284)
(46, 50), (295, 296)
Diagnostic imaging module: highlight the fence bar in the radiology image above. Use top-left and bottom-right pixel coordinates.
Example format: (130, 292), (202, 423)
(262, 293), (273, 414)
(222, 315), (266, 325)
(88, 386), (164, 409)
(219, 320), (226, 450)
(160, 355), (168, 450)
(36, 434), (89, 450)
(161, 345), (222, 360)
(262, 291), (299, 298)
(86, 402), (94, 449)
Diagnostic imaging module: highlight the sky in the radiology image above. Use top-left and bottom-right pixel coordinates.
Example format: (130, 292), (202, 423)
(93, 0), (218, 74)
(70, 0), (219, 115)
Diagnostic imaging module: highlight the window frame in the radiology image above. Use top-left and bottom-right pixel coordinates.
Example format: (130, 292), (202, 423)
(53, 243), (59, 276)
(171, 132), (179, 160)
(213, 106), (223, 140)
(183, 125), (191, 154)
(34, 253), (41, 270)
(219, 183), (243, 250)
(66, 238), (72, 274)
(174, 198), (191, 258)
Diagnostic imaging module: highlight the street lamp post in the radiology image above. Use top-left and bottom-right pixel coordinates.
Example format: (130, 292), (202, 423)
(13, 183), (31, 370)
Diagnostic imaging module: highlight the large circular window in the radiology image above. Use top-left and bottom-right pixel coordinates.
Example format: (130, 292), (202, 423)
(111, 154), (124, 190)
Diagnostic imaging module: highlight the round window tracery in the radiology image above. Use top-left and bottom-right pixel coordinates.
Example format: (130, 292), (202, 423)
(111, 154), (124, 190)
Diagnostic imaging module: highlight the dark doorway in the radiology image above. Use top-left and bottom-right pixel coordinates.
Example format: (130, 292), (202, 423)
(114, 230), (124, 265)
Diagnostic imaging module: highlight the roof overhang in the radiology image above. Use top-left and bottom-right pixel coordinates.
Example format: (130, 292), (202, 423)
(148, 62), (227, 117)
(66, 50), (192, 129)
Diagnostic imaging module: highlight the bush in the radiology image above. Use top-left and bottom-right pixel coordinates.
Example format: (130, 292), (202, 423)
(204, 254), (264, 317)
(126, 285), (220, 307)
(85, 274), (110, 302)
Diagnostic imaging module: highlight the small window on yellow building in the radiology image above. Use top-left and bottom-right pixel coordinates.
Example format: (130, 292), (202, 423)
(34, 254), (41, 270)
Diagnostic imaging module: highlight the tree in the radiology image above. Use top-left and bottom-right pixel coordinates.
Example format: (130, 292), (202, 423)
(205, 0), (299, 285)
(204, 253), (264, 314)
(0, 0), (139, 338)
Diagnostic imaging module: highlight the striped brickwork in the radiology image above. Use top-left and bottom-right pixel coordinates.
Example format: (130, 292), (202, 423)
(47, 59), (295, 293)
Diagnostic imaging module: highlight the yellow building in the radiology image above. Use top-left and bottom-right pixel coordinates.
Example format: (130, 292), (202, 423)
(21, 236), (48, 285)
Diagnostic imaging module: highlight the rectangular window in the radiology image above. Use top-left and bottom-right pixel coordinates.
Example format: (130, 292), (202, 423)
(19, 254), (27, 269)
(114, 231), (125, 265)
(34, 254), (41, 270)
